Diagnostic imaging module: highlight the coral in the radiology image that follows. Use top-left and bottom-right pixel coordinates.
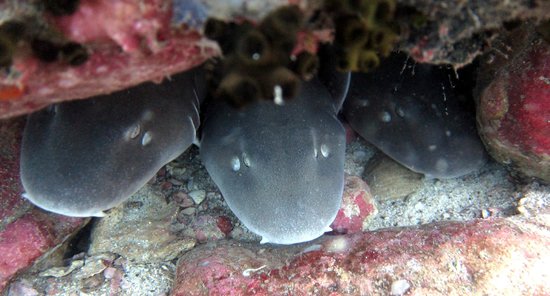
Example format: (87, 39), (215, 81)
(0, 0), (218, 119)
(204, 5), (317, 107)
(396, 0), (550, 66)
(0, 21), (25, 68)
(537, 19), (550, 43)
(43, 0), (81, 16)
(30, 38), (89, 66)
(1, 3), (549, 293)
(0, 210), (85, 291)
(322, 0), (399, 72)
(0, 15), (89, 70)
(0, 0), (549, 118)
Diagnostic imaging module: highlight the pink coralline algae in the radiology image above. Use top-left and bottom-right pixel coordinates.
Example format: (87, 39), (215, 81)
(0, 119), (27, 226)
(172, 217), (550, 296)
(52, 0), (172, 53)
(0, 120), (85, 290)
(330, 175), (377, 234)
(0, 210), (84, 291)
(0, 0), (218, 119)
(192, 214), (230, 243)
(476, 32), (550, 182)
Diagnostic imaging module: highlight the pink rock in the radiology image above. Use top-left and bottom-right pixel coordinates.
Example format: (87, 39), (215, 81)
(343, 122), (358, 144)
(160, 181), (173, 191)
(172, 217), (550, 295)
(0, 119), (29, 227)
(6, 280), (39, 296)
(173, 191), (194, 208)
(52, 0), (172, 54)
(104, 266), (124, 294)
(0, 1), (218, 119)
(216, 216), (233, 236)
(192, 215), (226, 243)
(476, 31), (550, 182)
(0, 120), (86, 292)
(0, 210), (84, 291)
(330, 176), (377, 234)
(399, 1), (550, 67)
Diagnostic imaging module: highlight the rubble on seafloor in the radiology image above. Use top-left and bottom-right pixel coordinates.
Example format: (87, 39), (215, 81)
(2, 117), (549, 295)
(0, 0), (549, 295)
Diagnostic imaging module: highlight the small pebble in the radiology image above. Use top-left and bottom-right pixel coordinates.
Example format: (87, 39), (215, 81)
(103, 267), (118, 279)
(216, 216), (233, 236)
(181, 207), (196, 215)
(173, 191), (194, 208)
(161, 181), (173, 191)
(187, 179), (195, 190)
(390, 279), (411, 296)
(157, 167), (166, 177)
(169, 178), (184, 186)
(167, 164), (187, 176)
(189, 190), (206, 204)
(353, 150), (367, 161)
(38, 260), (84, 277)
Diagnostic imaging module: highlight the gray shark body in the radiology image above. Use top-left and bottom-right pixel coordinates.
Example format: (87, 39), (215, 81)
(344, 54), (487, 178)
(21, 68), (204, 217)
(200, 76), (348, 245)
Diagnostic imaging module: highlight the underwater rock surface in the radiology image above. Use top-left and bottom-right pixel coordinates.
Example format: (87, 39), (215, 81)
(0, 0), (217, 119)
(20, 69), (204, 217)
(0, 119), (86, 291)
(0, 209), (85, 291)
(1, 0), (549, 119)
(1, 2), (550, 295)
(0, 119), (28, 227)
(397, 0), (550, 66)
(172, 216), (550, 295)
(2, 118), (547, 294)
(476, 31), (550, 182)
(344, 53), (487, 178)
(330, 175), (377, 234)
(200, 78), (346, 244)
(88, 185), (196, 263)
